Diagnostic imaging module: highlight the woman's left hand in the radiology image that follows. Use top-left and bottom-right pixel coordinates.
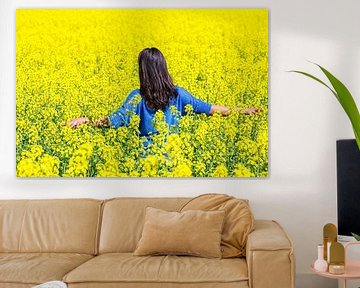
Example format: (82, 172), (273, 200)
(242, 108), (259, 115)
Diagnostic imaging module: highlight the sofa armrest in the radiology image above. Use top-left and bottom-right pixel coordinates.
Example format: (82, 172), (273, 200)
(246, 220), (295, 288)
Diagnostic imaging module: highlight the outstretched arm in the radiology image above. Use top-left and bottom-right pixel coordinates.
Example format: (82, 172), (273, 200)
(93, 117), (110, 127)
(67, 116), (110, 128)
(210, 105), (259, 116)
(209, 105), (230, 116)
(67, 89), (140, 129)
(178, 87), (259, 117)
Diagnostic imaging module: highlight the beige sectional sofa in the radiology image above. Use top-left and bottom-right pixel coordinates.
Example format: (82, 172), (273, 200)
(0, 198), (295, 288)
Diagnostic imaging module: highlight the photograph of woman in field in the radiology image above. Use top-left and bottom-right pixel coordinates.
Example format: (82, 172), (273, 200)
(69, 48), (258, 137)
(16, 9), (268, 177)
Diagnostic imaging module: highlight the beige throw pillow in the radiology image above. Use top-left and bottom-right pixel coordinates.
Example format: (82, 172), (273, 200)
(181, 193), (255, 258)
(134, 207), (225, 258)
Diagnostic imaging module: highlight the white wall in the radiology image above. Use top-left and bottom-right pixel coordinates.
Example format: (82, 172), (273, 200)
(1, 0), (360, 287)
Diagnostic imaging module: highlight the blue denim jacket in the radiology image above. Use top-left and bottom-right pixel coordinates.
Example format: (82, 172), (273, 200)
(108, 86), (211, 137)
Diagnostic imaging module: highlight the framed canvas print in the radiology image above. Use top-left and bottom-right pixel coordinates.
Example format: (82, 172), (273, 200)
(16, 9), (268, 177)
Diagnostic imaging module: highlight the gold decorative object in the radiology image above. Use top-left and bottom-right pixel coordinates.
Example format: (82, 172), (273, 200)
(328, 264), (345, 275)
(329, 242), (345, 274)
(323, 223), (337, 261)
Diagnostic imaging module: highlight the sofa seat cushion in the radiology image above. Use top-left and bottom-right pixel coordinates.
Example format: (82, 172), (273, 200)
(64, 253), (248, 285)
(0, 253), (93, 285)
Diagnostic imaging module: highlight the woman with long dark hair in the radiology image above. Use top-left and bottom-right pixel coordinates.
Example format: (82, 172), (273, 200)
(69, 47), (257, 135)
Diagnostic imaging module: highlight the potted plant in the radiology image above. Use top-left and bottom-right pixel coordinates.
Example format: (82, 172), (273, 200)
(291, 64), (360, 241)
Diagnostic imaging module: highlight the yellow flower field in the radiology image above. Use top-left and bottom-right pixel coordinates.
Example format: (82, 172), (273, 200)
(16, 9), (268, 177)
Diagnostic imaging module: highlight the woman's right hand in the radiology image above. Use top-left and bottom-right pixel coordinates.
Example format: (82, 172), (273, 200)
(68, 117), (90, 128)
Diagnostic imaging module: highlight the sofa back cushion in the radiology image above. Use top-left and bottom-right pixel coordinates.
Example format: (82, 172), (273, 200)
(181, 194), (254, 258)
(0, 199), (102, 254)
(99, 198), (189, 253)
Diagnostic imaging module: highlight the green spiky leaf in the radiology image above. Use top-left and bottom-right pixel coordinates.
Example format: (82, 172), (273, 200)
(290, 64), (360, 150)
(351, 232), (360, 241)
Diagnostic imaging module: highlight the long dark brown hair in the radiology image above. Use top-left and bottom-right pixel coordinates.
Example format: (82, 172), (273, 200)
(138, 48), (177, 110)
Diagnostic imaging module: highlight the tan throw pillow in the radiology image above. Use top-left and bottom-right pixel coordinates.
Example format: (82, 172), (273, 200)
(134, 207), (225, 258)
(181, 193), (254, 258)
